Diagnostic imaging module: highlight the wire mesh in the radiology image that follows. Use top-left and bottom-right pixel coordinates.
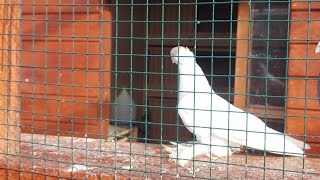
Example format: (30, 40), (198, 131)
(0, 0), (319, 179)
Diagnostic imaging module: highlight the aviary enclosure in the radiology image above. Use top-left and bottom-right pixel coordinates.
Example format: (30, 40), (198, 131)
(0, 0), (319, 179)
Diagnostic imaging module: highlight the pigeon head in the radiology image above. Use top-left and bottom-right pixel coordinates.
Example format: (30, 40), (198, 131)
(170, 46), (195, 65)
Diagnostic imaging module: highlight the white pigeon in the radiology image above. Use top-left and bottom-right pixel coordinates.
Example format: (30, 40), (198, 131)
(166, 46), (310, 167)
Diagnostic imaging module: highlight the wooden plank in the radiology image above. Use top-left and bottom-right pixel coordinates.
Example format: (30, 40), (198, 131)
(291, 2), (320, 11)
(21, 68), (102, 87)
(23, 0), (102, 5)
(21, 38), (102, 70)
(21, 51), (102, 69)
(234, 3), (250, 110)
(287, 78), (320, 111)
(288, 43), (320, 77)
(21, 13), (102, 38)
(21, 96), (101, 124)
(22, 38), (101, 53)
(21, 120), (107, 138)
(148, 2), (194, 38)
(148, 32), (236, 51)
(290, 11), (320, 41)
(21, 84), (101, 98)
(0, 0), (20, 159)
(22, 0), (102, 14)
(287, 109), (320, 143)
(148, 97), (192, 142)
(148, 47), (178, 93)
(306, 142), (320, 155)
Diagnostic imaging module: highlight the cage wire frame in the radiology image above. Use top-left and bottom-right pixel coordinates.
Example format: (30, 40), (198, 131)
(0, 0), (318, 179)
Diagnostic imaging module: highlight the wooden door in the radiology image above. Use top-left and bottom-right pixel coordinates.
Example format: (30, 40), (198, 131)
(287, 2), (320, 153)
(147, 47), (192, 142)
(146, 2), (195, 142)
(20, 0), (112, 138)
(148, 97), (193, 142)
(146, 1), (237, 142)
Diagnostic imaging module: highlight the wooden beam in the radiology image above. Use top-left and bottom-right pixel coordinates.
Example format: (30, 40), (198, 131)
(0, 0), (20, 158)
(234, 2), (250, 110)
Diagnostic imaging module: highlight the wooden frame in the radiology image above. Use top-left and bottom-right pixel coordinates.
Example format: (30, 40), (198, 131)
(234, 2), (250, 110)
(0, 0), (20, 158)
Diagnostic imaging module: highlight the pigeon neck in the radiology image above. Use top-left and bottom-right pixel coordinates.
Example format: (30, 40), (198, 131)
(178, 62), (202, 76)
(177, 62), (210, 100)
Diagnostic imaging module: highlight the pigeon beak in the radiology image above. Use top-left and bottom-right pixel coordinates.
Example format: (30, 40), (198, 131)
(171, 57), (175, 64)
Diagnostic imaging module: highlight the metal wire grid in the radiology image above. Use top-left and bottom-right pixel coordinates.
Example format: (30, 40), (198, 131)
(0, 0), (318, 179)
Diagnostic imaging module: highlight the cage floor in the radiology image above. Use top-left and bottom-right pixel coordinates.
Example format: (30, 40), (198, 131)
(0, 134), (319, 179)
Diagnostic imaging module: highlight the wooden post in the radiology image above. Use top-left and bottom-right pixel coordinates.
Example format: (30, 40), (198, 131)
(0, 0), (20, 158)
(234, 2), (250, 110)
(101, 5), (113, 138)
